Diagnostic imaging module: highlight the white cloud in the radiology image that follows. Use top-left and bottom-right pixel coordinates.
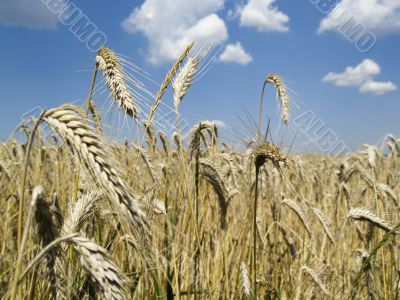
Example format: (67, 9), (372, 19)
(318, 0), (400, 35)
(239, 0), (289, 32)
(322, 59), (380, 86)
(359, 80), (397, 95)
(218, 42), (253, 64)
(0, 0), (63, 29)
(323, 59), (397, 95)
(122, 0), (228, 65)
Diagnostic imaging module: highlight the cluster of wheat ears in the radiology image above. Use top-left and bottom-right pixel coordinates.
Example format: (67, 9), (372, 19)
(0, 43), (399, 299)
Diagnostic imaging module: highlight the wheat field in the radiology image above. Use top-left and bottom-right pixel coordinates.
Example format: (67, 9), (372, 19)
(1, 45), (399, 300)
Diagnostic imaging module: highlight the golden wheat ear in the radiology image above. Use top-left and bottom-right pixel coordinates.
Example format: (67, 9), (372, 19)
(173, 56), (199, 112)
(252, 141), (287, 169)
(96, 47), (138, 118)
(258, 73), (290, 130)
(347, 207), (394, 232)
(266, 74), (289, 125)
(42, 105), (150, 239)
(145, 42), (194, 128)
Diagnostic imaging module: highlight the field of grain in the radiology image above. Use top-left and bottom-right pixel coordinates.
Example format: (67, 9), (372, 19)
(1, 45), (399, 299)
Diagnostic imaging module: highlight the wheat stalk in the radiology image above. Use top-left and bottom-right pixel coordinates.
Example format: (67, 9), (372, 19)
(88, 99), (103, 132)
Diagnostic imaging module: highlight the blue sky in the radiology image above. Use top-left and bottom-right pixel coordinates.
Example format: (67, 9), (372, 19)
(0, 0), (399, 153)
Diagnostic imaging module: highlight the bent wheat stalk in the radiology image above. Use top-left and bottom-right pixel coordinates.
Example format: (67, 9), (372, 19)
(258, 73), (290, 136)
(42, 105), (149, 239)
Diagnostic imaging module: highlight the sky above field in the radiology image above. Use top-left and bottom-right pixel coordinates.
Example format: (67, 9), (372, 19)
(0, 0), (399, 153)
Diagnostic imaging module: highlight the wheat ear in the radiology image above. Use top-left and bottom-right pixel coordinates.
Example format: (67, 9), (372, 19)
(281, 199), (311, 235)
(266, 74), (289, 124)
(240, 262), (252, 297)
(61, 191), (100, 236)
(188, 121), (216, 158)
(173, 131), (183, 151)
(378, 183), (398, 207)
(70, 236), (126, 300)
(258, 73), (290, 131)
(347, 208), (394, 232)
(33, 187), (61, 299)
(146, 42), (194, 127)
(42, 105), (149, 238)
(172, 56), (198, 111)
(199, 157), (234, 229)
(158, 131), (170, 156)
(301, 266), (329, 295)
(312, 208), (335, 244)
(134, 145), (159, 183)
(96, 47), (138, 118)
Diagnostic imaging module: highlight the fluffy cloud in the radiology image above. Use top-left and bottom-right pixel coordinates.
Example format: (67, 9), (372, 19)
(323, 59), (380, 86)
(359, 80), (397, 95)
(323, 59), (397, 95)
(122, 0), (228, 65)
(218, 42), (253, 64)
(239, 0), (289, 32)
(0, 0), (62, 29)
(318, 0), (400, 35)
